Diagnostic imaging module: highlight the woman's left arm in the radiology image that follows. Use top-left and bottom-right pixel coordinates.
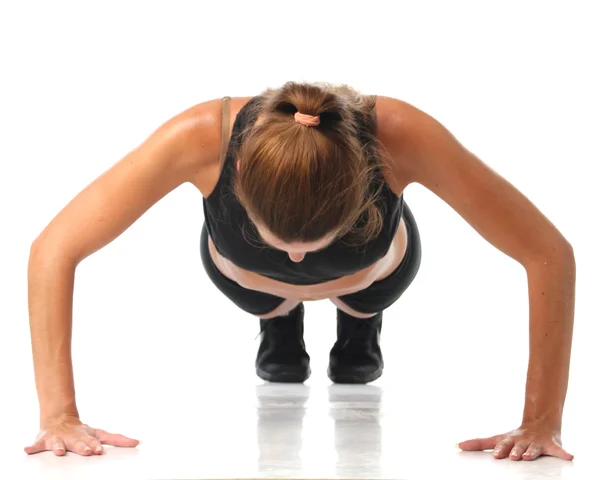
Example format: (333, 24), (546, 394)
(378, 97), (576, 461)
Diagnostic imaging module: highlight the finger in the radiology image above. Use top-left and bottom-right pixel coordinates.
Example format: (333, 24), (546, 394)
(544, 442), (574, 461)
(52, 439), (67, 456)
(493, 438), (515, 459)
(24, 440), (47, 455)
(92, 429), (139, 447)
(79, 435), (102, 455)
(83, 435), (104, 455)
(458, 435), (504, 451)
(522, 443), (543, 461)
(65, 438), (93, 456)
(509, 442), (530, 461)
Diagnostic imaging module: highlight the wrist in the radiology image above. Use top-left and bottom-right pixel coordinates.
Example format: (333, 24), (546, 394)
(522, 408), (562, 431)
(40, 403), (79, 428)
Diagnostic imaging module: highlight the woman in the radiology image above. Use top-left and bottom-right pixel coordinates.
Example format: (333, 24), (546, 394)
(26, 82), (575, 461)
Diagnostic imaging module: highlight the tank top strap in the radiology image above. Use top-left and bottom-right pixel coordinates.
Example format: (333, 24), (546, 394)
(219, 96), (232, 171)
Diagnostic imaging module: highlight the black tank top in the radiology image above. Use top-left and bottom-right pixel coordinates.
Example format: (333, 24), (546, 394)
(202, 96), (404, 286)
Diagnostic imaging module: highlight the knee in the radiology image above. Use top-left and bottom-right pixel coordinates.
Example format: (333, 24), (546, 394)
(258, 299), (301, 319)
(329, 297), (378, 319)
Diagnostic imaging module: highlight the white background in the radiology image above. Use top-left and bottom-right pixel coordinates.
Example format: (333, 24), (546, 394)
(1, 1), (598, 479)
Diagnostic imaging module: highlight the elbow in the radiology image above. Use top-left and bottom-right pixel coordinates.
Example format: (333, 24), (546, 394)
(31, 228), (53, 252)
(556, 237), (575, 263)
(30, 235), (51, 259)
(548, 238), (575, 269)
(543, 231), (574, 264)
(29, 236), (79, 270)
(30, 237), (44, 259)
(523, 237), (575, 271)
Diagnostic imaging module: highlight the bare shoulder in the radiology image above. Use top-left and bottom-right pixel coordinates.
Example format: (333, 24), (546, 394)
(373, 95), (465, 188)
(372, 95), (426, 192)
(182, 96), (253, 196)
(161, 97), (222, 195)
(372, 96), (573, 266)
(30, 95), (256, 264)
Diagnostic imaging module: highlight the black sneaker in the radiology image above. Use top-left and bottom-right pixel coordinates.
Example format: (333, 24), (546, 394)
(327, 309), (383, 384)
(256, 303), (311, 383)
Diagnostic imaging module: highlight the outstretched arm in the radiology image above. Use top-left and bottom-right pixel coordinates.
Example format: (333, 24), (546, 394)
(377, 96), (575, 461)
(26, 98), (222, 455)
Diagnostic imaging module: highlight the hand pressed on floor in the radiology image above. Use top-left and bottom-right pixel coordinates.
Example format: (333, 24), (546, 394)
(25, 414), (139, 456)
(457, 423), (574, 461)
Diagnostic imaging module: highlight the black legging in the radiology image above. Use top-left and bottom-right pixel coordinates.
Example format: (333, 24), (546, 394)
(200, 202), (422, 316)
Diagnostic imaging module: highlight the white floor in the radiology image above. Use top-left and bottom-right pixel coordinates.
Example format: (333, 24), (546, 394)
(3, 378), (596, 479)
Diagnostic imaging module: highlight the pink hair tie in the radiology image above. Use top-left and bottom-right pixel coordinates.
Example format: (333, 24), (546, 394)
(294, 111), (321, 127)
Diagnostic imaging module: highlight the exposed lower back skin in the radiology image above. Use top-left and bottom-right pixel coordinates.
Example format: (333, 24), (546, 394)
(205, 219), (408, 302)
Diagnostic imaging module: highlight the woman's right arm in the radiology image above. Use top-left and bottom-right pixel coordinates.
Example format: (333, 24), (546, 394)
(26, 99), (222, 454)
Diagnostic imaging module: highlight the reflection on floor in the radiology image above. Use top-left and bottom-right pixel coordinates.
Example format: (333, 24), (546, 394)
(257, 384), (383, 478)
(9, 379), (591, 479)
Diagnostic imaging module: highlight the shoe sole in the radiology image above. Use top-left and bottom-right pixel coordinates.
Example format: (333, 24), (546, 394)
(256, 367), (311, 384)
(327, 367), (383, 384)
